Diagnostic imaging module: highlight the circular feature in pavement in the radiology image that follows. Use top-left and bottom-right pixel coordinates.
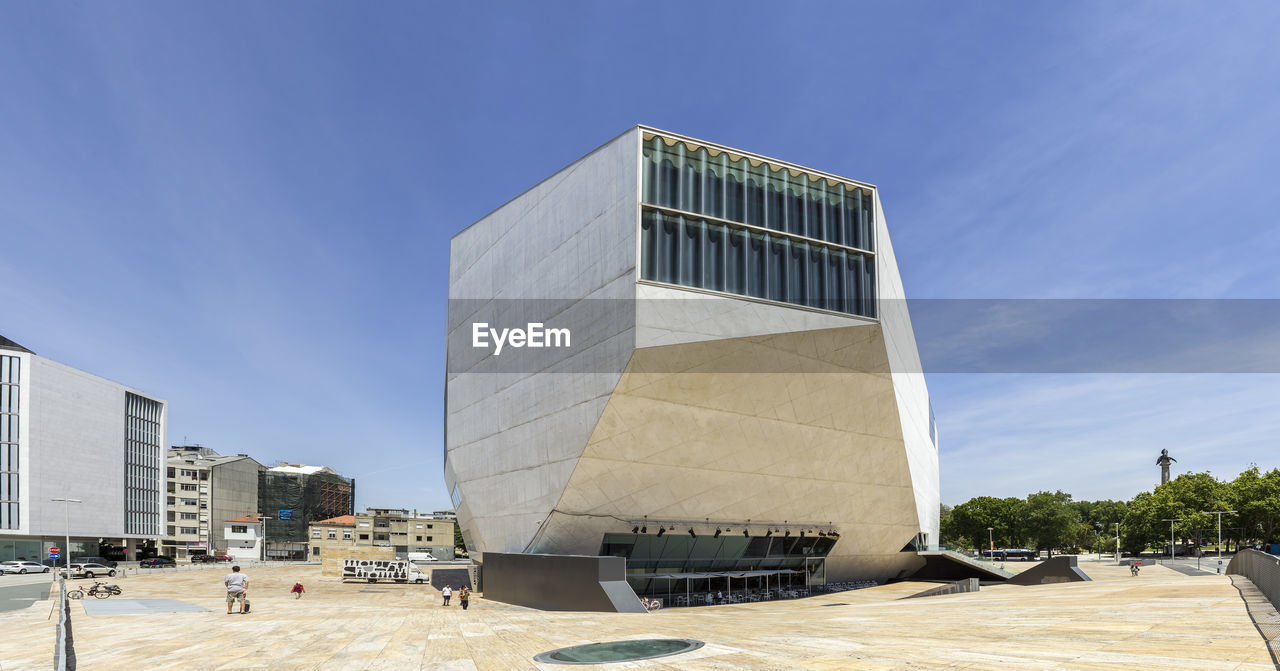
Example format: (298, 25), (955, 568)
(533, 638), (704, 665)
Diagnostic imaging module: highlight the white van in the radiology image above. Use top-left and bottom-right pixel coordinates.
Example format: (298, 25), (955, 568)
(407, 552), (438, 563)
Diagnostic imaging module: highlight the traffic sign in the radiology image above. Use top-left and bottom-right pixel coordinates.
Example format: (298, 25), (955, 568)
(50, 547), (59, 553)
(49, 552), (60, 559)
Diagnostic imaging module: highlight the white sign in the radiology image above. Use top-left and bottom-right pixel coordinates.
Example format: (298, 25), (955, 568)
(472, 322), (571, 355)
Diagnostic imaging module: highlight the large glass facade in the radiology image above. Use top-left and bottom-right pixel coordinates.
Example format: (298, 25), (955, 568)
(601, 531), (836, 595)
(640, 133), (876, 318)
(124, 393), (163, 536)
(0, 356), (18, 529)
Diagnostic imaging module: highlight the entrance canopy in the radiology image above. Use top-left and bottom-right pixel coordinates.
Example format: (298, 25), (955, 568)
(628, 568), (804, 579)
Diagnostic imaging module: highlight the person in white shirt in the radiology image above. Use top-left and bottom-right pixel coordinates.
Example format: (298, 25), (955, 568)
(224, 566), (249, 614)
(441, 584), (452, 606)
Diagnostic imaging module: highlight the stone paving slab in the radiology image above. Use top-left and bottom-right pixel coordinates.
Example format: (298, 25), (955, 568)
(0, 558), (1274, 670)
(81, 598), (209, 614)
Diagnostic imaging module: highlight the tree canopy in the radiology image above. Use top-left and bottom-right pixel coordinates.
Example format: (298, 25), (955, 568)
(941, 465), (1280, 553)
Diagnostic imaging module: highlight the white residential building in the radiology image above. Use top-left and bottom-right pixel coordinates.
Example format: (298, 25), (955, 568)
(224, 513), (265, 562)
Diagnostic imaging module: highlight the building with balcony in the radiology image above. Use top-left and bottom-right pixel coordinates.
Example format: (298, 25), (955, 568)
(0, 336), (167, 562)
(444, 127), (939, 597)
(162, 446), (263, 559)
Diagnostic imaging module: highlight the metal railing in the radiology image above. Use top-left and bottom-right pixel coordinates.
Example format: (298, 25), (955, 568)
(53, 575), (75, 670)
(1227, 548), (1280, 613)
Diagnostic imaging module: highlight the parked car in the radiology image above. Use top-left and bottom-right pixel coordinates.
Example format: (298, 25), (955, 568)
(65, 563), (117, 579)
(2, 561), (51, 574)
(139, 556), (177, 568)
(70, 556), (118, 568)
(191, 553), (232, 563)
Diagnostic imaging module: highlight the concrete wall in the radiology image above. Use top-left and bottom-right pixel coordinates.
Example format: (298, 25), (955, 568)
(874, 197), (941, 545)
(446, 127), (640, 558)
(211, 458), (261, 552)
(24, 356), (165, 540)
(480, 552), (645, 613)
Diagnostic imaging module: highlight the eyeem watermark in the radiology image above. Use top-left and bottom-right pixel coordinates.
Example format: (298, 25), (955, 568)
(472, 322), (571, 355)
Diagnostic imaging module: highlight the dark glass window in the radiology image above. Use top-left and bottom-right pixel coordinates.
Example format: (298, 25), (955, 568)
(641, 134), (875, 318)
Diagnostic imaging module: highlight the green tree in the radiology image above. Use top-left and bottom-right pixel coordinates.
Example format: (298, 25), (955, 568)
(1024, 490), (1081, 553)
(948, 496), (1028, 549)
(1231, 465), (1280, 546)
(1121, 491), (1165, 554)
(1161, 472), (1232, 549)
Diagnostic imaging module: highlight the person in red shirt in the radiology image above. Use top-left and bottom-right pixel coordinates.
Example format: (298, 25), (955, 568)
(291, 582), (306, 599)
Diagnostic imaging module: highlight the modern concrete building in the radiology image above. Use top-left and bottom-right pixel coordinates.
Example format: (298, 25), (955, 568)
(162, 446), (263, 559)
(0, 336), (167, 562)
(445, 127), (939, 597)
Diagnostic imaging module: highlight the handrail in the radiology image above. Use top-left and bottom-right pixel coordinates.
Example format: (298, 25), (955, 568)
(1226, 548), (1280, 613)
(53, 575), (75, 670)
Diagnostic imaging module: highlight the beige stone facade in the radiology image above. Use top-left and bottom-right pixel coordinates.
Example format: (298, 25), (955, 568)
(308, 509), (455, 562)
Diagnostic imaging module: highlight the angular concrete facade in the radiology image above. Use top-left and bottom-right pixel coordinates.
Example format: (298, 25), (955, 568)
(445, 127), (938, 587)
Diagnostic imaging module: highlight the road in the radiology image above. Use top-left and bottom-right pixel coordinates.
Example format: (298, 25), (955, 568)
(0, 573), (54, 613)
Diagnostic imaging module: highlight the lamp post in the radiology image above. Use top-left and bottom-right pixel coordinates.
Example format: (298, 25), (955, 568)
(1162, 518), (1183, 561)
(987, 527), (994, 557)
(1114, 522), (1120, 565)
(258, 516), (273, 562)
(1207, 510), (1236, 559)
(49, 497), (82, 573)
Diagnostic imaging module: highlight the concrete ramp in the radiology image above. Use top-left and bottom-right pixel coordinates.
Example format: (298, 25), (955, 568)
(903, 578), (980, 599)
(913, 551), (1016, 582)
(1005, 556), (1091, 585)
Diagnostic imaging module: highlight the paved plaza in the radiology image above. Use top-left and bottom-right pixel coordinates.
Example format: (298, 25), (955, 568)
(0, 558), (1275, 670)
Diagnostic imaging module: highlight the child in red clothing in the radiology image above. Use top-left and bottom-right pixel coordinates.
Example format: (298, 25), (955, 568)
(291, 582), (306, 599)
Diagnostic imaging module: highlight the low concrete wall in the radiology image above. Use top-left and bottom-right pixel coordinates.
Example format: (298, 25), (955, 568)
(320, 547), (395, 577)
(480, 552), (646, 613)
(903, 578), (979, 599)
(1006, 556), (1091, 585)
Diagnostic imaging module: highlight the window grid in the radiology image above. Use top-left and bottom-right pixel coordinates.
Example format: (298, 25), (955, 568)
(124, 392), (163, 536)
(0, 356), (19, 529)
(641, 133), (876, 319)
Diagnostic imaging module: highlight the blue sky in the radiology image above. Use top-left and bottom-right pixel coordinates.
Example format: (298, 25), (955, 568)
(3, 2), (1279, 510)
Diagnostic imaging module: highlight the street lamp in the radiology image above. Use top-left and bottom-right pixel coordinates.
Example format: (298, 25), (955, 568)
(258, 516), (273, 562)
(1207, 510), (1236, 560)
(987, 527), (994, 556)
(1162, 518), (1183, 560)
(1114, 522), (1120, 566)
(49, 497), (82, 574)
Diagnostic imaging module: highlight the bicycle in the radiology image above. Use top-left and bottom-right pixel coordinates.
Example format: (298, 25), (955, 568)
(67, 581), (123, 599)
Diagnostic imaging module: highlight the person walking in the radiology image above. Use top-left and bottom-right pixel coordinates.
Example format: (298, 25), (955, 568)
(442, 584), (452, 606)
(225, 565), (249, 614)
(459, 586), (470, 610)
(291, 582), (306, 599)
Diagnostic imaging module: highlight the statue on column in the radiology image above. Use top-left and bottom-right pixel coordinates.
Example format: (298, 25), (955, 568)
(1156, 449), (1176, 485)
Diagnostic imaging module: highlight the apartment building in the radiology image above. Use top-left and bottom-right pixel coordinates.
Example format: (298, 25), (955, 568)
(307, 509), (455, 560)
(306, 514), (355, 559)
(163, 446), (263, 559)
